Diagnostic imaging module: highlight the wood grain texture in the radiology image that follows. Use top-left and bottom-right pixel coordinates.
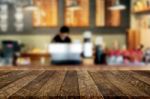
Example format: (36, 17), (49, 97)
(77, 70), (103, 99)
(0, 70), (149, 99)
(1, 65), (150, 71)
(111, 71), (150, 95)
(0, 71), (14, 77)
(0, 71), (32, 89)
(102, 71), (149, 97)
(58, 71), (79, 98)
(89, 71), (125, 97)
(133, 71), (150, 77)
(0, 71), (44, 98)
(11, 71), (55, 97)
(36, 71), (66, 97)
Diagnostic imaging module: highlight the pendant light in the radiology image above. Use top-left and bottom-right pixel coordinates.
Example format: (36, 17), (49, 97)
(67, 0), (80, 11)
(109, 0), (126, 10)
(24, 0), (37, 11)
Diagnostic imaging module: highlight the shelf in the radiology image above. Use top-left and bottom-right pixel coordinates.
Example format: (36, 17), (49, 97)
(133, 7), (150, 15)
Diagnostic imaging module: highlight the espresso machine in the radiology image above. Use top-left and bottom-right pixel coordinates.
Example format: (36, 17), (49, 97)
(0, 40), (23, 66)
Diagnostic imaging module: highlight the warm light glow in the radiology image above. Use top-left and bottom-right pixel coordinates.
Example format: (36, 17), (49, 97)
(32, 0), (58, 27)
(65, 0), (89, 27)
(105, 0), (121, 27)
(67, 0), (81, 11)
(96, 0), (105, 26)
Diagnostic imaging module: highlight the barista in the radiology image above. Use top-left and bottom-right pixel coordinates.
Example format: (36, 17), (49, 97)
(52, 26), (72, 43)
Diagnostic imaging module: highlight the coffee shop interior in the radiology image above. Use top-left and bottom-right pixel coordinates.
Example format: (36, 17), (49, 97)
(0, 0), (150, 98)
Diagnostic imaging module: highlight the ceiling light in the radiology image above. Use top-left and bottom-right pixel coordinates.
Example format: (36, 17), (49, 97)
(24, 0), (37, 11)
(67, 0), (80, 11)
(109, 0), (126, 11)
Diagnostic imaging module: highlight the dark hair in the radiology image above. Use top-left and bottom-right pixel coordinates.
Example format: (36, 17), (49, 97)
(139, 44), (144, 50)
(60, 26), (70, 34)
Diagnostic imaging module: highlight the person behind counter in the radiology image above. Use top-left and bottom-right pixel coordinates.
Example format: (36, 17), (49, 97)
(52, 26), (72, 43)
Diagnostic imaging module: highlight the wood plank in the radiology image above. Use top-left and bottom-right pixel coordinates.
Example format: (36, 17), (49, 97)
(111, 71), (150, 95)
(0, 71), (24, 79)
(1, 65), (150, 71)
(104, 71), (149, 97)
(123, 71), (150, 85)
(127, 30), (141, 50)
(11, 71), (55, 97)
(96, 0), (105, 26)
(77, 70), (103, 99)
(0, 71), (44, 98)
(36, 70), (66, 97)
(133, 71), (150, 77)
(0, 71), (32, 89)
(0, 70), (149, 99)
(89, 71), (125, 98)
(58, 71), (79, 98)
(0, 71), (14, 77)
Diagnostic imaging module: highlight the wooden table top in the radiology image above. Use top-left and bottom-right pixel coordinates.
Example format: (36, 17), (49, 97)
(1, 65), (150, 71)
(0, 70), (150, 99)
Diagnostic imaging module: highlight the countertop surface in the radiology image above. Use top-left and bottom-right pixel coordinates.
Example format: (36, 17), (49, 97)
(0, 69), (150, 99)
(0, 64), (150, 70)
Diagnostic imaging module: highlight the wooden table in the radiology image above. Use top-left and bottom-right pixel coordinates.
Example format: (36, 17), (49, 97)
(0, 68), (150, 99)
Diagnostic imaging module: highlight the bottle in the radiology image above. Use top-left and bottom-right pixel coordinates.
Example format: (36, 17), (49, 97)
(94, 36), (106, 64)
(40, 57), (45, 65)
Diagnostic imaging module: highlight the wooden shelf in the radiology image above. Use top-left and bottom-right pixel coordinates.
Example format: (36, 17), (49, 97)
(133, 7), (150, 14)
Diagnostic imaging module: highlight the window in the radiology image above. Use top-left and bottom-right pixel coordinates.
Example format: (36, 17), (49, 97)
(33, 0), (58, 27)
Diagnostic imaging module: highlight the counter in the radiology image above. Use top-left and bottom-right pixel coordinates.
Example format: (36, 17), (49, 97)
(16, 53), (94, 66)
(0, 64), (150, 71)
(0, 67), (149, 99)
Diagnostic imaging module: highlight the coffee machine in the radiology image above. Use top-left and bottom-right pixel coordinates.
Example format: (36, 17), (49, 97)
(0, 40), (23, 66)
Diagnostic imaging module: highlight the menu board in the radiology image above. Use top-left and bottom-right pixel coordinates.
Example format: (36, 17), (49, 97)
(33, 0), (58, 27)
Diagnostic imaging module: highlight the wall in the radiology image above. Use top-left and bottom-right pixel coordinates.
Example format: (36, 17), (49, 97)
(0, 34), (126, 52)
(140, 29), (150, 48)
(131, 0), (150, 48)
(0, 0), (129, 52)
